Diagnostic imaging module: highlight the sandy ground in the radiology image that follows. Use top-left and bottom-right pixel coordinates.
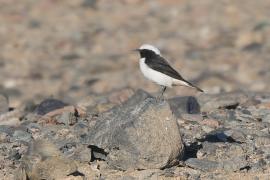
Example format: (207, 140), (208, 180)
(0, 0), (269, 107)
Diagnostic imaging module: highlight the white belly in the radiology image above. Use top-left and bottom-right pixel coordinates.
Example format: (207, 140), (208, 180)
(139, 58), (173, 87)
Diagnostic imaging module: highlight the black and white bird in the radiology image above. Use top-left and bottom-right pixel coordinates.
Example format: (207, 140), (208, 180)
(134, 44), (203, 99)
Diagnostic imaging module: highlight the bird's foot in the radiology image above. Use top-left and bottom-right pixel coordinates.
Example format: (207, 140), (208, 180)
(156, 95), (165, 103)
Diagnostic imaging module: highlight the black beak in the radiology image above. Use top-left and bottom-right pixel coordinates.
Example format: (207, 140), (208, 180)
(132, 49), (140, 52)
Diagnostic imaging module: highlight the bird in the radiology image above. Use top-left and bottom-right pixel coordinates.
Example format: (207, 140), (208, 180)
(134, 44), (203, 99)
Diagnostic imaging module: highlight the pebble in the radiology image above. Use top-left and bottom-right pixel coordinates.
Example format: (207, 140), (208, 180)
(219, 156), (248, 172)
(0, 95), (8, 115)
(56, 111), (77, 126)
(34, 99), (68, 115)
(255, 136), (270, 148)
(185, 158), (218, 171)
(201, 119), (220, 128)
(12, 130), (32, 143)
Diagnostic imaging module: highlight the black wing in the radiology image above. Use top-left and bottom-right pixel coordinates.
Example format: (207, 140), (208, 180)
(145, 55), (185, 81)
(145, 55), (204, 92)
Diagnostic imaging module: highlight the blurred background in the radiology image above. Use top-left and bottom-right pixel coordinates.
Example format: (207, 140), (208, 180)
(0, 0), (270, 107)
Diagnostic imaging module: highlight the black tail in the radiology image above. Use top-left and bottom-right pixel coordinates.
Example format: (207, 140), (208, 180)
(185, 81), (204, 92)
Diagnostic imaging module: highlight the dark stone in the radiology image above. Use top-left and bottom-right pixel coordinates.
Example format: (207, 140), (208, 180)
(82, 0), (97, 8)
(25, 123), (42, 135)
(224, 129), (246, 143)
(61, 53), (80, 61)
(168, 96), (200, 118)
(73, 122), (89, 136)
(12, 130), (32, 143)
(89, 145), (108, 161)
(196, 142), (219, 160)
(24, 100), (37, 113)
(262, 113), (270, 123)
(28, 19), (41, 28)
(0, 88), (21, 98)
(207, 109), (236, 122)
(198, 92), (249, 112)
(0, 94), (8, 114)
(249, 158), (267, 172)
(185, 158), (218, 171)
(34, 99), (68, 115)
(60, 142), (77, 155)
(242, 43), (262, 51)
(219, 156), (248, 172)
(8, 150), (22, 160)
(85, 78), (99, 86)
(203, 129), (232, 142)
(253, 21), (270, 31)
(83, 90), (184, 170)
(0, 125), (14, 136)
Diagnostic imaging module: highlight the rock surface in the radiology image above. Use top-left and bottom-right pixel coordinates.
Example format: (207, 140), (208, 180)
(84, 90), (184, 170)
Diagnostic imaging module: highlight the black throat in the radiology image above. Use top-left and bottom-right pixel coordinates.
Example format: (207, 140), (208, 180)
(139, 49), (159, 60)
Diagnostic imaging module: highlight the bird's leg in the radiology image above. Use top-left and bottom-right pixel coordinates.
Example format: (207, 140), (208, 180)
(157, 86), (167, 102)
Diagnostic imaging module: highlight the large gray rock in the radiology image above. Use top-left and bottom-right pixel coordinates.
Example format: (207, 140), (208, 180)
(84, 90), (184, 170)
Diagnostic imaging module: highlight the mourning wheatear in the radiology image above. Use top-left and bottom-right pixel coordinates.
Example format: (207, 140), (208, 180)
(134, 44), (203, 99)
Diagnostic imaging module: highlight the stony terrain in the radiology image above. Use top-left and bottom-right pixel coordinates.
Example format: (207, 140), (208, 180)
(0, 0), (270, 179)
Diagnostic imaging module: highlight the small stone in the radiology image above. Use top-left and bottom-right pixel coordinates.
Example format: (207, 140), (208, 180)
(255, 136), (270, 148)
(185, 158), (218, 171)
(26, 123), (42, 139)
(181, 114), (203, 125)
(201, 125), (214, 133)
(82, 0), (97, 8)
(257, 102), (270, 109)
(249, 158), (267, 172)
(0, 94), (8, 114)
(204, 130), (229, 142)
(74, 145), (91, 163)
(208, 109), (236, 122)
(224, 129), (246, 143)
(8, 149), (22, 161)
(56, 111), (77, 126)
(26, 156), (78, 179)
(242, 42), (262, 51)
(61, 53), (80, 61)
(28, 19), (41, 28)
(201, 119), (220, 128)
(12, 130), (32, 143)
(235, 31), (263, 49)
(0, 131), (10, 143)
(169, 96), (200, 118)
(35, 99), (68, 115)
(108, 88), (134, 105)
(219, 156), (248, 172)
(198, 92), (248, 112)
(262, 113), (270, 123)
(0, 125), (14, 136)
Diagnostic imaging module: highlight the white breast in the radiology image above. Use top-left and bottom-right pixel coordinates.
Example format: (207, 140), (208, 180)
(139, 58), (173, 87)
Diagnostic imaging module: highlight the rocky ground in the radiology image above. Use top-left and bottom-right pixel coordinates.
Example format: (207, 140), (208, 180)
(0, 0), (270, 179)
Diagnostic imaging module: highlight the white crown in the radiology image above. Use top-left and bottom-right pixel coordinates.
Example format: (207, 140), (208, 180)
(139, 44), (160, 55)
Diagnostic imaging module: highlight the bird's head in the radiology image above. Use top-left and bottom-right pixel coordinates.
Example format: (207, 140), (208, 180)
(134, 44), (161, 58)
